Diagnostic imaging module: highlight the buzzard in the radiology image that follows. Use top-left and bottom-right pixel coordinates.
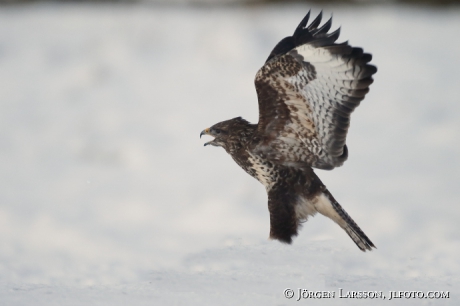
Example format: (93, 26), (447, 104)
(200, 11), (376, 251)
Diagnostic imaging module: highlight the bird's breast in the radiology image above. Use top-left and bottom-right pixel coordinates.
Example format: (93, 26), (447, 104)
(246, 153), (279, 191)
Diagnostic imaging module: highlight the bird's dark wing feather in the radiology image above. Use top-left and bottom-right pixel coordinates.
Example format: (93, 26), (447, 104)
(254, 11), (376, 170)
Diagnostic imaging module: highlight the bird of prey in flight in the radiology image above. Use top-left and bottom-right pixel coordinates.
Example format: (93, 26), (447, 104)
(201, 11), (377, 251)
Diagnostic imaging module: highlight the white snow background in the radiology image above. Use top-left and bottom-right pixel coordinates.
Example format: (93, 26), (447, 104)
(0, 2), (459, 305)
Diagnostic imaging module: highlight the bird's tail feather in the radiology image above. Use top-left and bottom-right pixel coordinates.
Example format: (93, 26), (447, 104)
(318, 190), (375, 252)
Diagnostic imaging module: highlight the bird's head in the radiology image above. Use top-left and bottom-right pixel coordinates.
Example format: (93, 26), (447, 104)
(200, 117), (252, 150)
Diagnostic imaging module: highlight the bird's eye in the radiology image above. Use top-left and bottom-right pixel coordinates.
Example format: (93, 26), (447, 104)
(214, 129), (222, 134)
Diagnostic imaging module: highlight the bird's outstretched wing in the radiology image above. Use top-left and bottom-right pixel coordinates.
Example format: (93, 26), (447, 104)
(254, 11), (377, 170)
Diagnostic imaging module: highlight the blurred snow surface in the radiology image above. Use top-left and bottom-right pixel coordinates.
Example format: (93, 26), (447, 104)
(0, 3), (459, 305)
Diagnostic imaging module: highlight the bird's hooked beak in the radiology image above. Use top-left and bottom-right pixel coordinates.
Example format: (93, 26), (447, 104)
(200, 128), (214, 146)
(200, 128), (209, 139)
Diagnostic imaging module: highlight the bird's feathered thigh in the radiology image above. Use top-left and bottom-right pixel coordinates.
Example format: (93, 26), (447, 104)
(243, 152), (324, 243)
(245, 151), (374, 250)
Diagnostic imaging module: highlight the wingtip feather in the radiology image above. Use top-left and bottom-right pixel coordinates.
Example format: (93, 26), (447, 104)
(312, 16), (333, 36)
(307, 11), (323, 31)
(294, 10), (311, 36)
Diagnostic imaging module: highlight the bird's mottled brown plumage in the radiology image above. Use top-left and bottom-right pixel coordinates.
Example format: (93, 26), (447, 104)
(201, 11), (376, 251)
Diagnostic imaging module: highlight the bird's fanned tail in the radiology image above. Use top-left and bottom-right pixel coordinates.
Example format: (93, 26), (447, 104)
(320, 190), (376, 252)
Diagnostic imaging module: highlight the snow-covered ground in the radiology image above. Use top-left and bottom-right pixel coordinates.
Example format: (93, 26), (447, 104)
(0, 3), (459, 305)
